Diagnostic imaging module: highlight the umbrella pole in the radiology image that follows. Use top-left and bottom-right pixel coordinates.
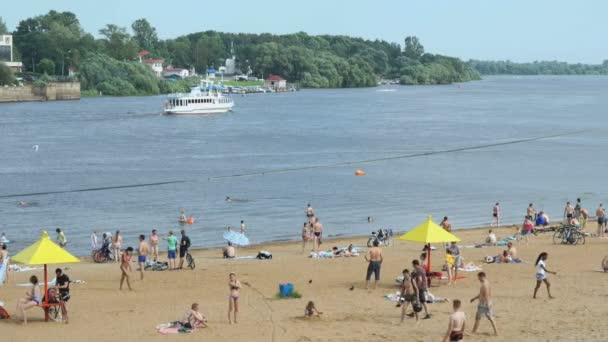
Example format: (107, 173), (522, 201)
(44, 264), (49, 322)
(426, 244), (431, 274)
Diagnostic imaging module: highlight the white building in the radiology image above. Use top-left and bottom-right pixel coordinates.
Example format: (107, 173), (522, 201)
(163, 68), (189, 79)
(0, 34), (23, 72)
(143, 59), (164, 77)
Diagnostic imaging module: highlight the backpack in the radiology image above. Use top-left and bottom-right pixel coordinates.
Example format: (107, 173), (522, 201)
(256, 251), (272, 260)
(0, 306), (10, 319)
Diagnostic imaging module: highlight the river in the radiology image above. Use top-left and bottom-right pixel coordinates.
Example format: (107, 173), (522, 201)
(1, 75), (606, 255)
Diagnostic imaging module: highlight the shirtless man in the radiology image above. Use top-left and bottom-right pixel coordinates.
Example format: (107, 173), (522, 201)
(563, 201), (574, 222)
(412, 259), (431, 319)
(138, 235), (149, 280)
(507, 242), (518, 260)
(440, 216), (452, 232)
(364, 240), (383, 290)
(312, 217), (323, 252)
(491, 203), (500, 227)
(444, 299), (466, 342)
(527, 203), (537, 221)
(306, 204), (315, 224)
(596, 204), (606, 237)
(470, 272), (498, 336)
(399, 269), (419, 323)
(150, 229), (159, 262)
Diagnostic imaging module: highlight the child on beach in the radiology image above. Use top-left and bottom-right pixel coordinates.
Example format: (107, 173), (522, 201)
(120, 247), (133, 291)
(304, 301), (322, 318)
(444, 299), (466, 342)
(228, 272), (241, 324)
(533, 252), (556, 299)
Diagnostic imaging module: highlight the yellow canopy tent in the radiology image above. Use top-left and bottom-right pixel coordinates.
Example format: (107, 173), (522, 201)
(12, 231), (80, 321)
(398, 216), (460, 273)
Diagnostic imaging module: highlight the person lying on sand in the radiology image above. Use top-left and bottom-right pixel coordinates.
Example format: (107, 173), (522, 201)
(304, 301), (322, 318)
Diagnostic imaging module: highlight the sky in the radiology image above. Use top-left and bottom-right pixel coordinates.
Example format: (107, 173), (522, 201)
(2, 0), (607, 64)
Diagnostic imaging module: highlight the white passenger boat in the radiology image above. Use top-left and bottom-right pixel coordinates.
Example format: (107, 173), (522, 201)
(164, 80), (234, 115)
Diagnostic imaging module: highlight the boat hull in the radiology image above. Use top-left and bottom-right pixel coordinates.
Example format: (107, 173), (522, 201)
(164, 104), (234, 115)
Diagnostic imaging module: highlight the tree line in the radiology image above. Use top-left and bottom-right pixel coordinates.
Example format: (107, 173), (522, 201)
(1, 12), (481, 93)
(468, 60), (608, 75)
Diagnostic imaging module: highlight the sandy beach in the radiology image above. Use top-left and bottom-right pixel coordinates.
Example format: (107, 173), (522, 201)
(1, 224), (607, 342)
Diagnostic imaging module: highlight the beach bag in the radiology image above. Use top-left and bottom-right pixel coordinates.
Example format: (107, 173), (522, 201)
(256, 251), (272, 260)
(0, 306), (9, 319)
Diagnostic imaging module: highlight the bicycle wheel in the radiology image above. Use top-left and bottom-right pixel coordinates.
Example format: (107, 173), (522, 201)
(367, 237), (375, 247)
(187, 253), (195, 270)
(552, 231), (563, 244)
(384, 237), (393, 247)
(576, 232), (586, 245)
(93, 251), (104, 263)
(48, 305), (62, 322)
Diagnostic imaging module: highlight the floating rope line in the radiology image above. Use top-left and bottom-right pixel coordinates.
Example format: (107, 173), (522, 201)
(0, 130), (587, 198)
(208, 129), (588, 180)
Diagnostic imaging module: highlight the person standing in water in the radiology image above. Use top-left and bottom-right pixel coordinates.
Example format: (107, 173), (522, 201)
(56, 228), (67, 248)
(240, 220), (246, 234)
(533, 252), (556, 299)
(113, 230), (123, 263)
(306, 204), (315, 223)
(491, 203), (500, 227)
(179, 210), (187, 224)
(228, 272), (241, 324)
(90, 230), (98, 251)
(470, 272), (498, 336)
(138, 235), (149, 280)
(119, 247), (133, 291)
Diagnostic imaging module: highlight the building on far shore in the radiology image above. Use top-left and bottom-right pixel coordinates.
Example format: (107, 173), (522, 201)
(265, 75), (287, 91)
(0, 34), (23, 72)
(163, 67), (189, 79)
(143, 59), (164, 77)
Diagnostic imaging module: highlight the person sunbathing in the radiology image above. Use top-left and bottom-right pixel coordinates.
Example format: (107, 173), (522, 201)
(182, 303), (207, 329)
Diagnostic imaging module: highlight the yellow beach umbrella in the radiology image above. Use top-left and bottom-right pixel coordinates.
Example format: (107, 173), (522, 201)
(398, 216), (460, 272)
(12, 231), (80, 321)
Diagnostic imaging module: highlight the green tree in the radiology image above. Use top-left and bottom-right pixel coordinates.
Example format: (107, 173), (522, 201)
(131, 18), (158, 52)
(98, 24), (138, 61)
(37, 58), (56, 74)
(404, 36), (424, 60)
(0, 62), (16, 85)
(0, 16), (8, 34)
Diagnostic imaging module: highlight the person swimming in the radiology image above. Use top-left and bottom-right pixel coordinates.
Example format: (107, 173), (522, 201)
(179, 210), (187, 224)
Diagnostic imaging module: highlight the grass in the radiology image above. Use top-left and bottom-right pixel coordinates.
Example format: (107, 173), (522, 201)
(222, 80), (264, 87)
(274, 291), (302, 299)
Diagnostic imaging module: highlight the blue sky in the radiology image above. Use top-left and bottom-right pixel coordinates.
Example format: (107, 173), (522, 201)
(2, 0), (606, 63)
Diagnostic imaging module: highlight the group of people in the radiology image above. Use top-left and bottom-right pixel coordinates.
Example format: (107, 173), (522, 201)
(15, 268), (70, 324)
(301, 204), (324, 252)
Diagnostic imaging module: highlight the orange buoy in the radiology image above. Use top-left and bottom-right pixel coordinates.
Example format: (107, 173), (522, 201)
(187, 217), (194, 224)
(354, 170), (366, 176)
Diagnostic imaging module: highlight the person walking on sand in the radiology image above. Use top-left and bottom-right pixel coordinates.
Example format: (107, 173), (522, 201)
(470, 272), (498, 336)
(113, 230), (123, 263)
(399, 269), (419, 323)
(491, 203), (500, 227)
(119, 247), (133, 290)
(138, 235), (149, 280)
(228, 272), (241, 324)
(533, 252), (556, 299)
(56, 228), (67, 248)
(150, 229), (159, 261)
(596, 204), (606, 238)
(412, 259), (431, 319)
(306, 204), (315, 223)
(563, 201), (574, 222)
(166, 230), (178, 270)
(312, 217), (323, 252)
(444, 299), (466, 342)
(301, 222), (310, 252)
(364, 240), (383, 290)
(90, 230), (98, 251)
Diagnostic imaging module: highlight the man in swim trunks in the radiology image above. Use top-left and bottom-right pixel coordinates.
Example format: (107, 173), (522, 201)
(364, 240), (383, 290)
(55, 268), (70, 323)
(150, 229), (159, 261)
(444, 299), (466, 342)
(178, 230), (191, 270)
(411, 259), (431, 319)
(596, 204), (606, 238)
(223, 242), (236, 258)
(527, 203), (537, 221)
(306, 204), (315, 223)
(470, 272), (498, 336)
(399, 269), (419, 323)
(564, 201), (574, 222)
(491, 203), (500, 227)
(138, 235), (149, 280)
(312, 217), (323, 252)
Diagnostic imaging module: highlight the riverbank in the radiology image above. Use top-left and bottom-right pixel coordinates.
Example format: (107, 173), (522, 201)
(0, 82), (80, 103)
(2, 224), (607, 341)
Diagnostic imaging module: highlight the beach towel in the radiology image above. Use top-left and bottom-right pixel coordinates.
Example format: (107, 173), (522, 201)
(234, 256), (257, 260)
(157, 327), (192, 334)
(8, 265), (40, 272)
(309, 251), (334, 258)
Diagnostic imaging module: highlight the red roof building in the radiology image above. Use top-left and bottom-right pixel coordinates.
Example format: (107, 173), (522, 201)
(264, 75), (287, 91)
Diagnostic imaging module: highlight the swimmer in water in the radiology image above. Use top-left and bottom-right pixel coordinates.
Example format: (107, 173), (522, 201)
(226, 196), (232, 202)
(179, 210), (187, 224)
(17, 201), (30, 207)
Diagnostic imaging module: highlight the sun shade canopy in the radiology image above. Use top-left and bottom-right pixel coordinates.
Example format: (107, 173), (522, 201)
(11, 231), (80, 265)
(398, 216), (461, 244)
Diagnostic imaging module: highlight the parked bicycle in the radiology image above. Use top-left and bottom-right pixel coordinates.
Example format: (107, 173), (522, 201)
(92, 246), (115, 263)
(186, 252), (195, 270)
(552, 224), (585, 245)
(367, 228), (393, 247)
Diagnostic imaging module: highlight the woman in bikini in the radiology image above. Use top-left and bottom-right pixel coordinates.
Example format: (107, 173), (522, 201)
(16, 275), (41, 324)
(113, 230), (123, 264)
(301, 222), (310, 252)
(228, 272), (241, 324)
(120, 247), (133, 291)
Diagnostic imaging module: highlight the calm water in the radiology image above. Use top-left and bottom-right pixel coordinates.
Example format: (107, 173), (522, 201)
(1, 76), (607, 255)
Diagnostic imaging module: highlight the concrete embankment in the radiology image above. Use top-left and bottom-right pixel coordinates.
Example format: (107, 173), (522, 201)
(0, 81), (80, 102)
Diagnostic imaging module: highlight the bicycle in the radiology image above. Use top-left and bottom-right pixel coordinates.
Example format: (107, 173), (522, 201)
(186, 252), (195, 270)
(92, 247), (115, 263)
(553, 224), (585, 245)
(367, 229), (393, 247)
